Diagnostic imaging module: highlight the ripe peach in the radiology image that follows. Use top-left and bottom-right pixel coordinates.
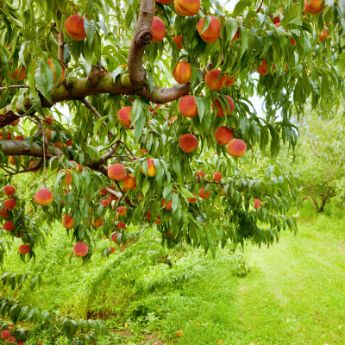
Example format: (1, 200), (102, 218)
(100, 198), (110, 207)
(196, 170), (206, 180)
(199, 187), (211, 199)
(214, 96), (235, 117)
(18, 244), (30, 255)
(4, 198), (16, 211)
(151, 16), (166, 42)
(117, 106), (132, 128)
(111, 231), (120, 242)
(0, 208), (9, 219)
(47, 58), (66, 84)
(142, 158), (156, 177)
(173, 35), (183, 49)
(162, 199), (172, 211)
(62, 214), (74, 229)
(73, 242), (89, 257)
(226, 139), (247, 158)
(45, 115), (54, 125)
(3, 185), (16, 196)
(213, 172), (222, 182)
(64, 169), (73, 185)
(197, 16), (221, 43)
(92, 218), (104, 228)
(254, 198), (261, 209)
(34, 188), (53, 206)
(204, 69), (226, 91)
(173, 61), (192, 84)
(214, 126), (234, 145)
(319, 28), (329, 42)
(1, 329), (11, 339)
(304, 0), (324, 14)
(11, 66), (26, 81)
(3, 220), (15, 231)
(117, 206), (128, 216)
(290, 37), (297, 46)
(178, 95), (198, 118)
(122, 174), (137, 191)
(108, 163), (127, 181)
(257, 59), (269, 76)
(179, 134), (198, 153)
(174, 0), (200, 16)
(117, 221), (126, 229)
(188, 195), (198, 203)
(64, 14), (86, 41)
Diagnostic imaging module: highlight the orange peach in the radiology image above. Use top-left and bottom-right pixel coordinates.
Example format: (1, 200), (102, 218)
(213, 172), (222, 183)
(173, 35), (183, 49)
(319, 28), (329, 42)
(92, 218), (104, 228)
(188, 195), (198, 203)
(257, 59), (269, 76)
(34, 188), (53, 206)
(117, 206), (128, 216)
(179, 134), (198, 153)
(214, 96), (235, 117)
(64, 14), (86, 41)
(3, 185), (16, 196)
(214, 126), (234, 145)
(195, 170), (206, 180)
(174, 0), (200, 16)
(142, 158), (156, 177)
(73, 242), (89, 257)
(4, 198), (16, 211)
(11, 66), (26, 81)
(151, 16), (166, 42)
(226, 139), (247, 158)
(173, 61), (192, 84)
(162, 199), (173, 211)
(117, 106), (132, 128)
(304, 0), (324, 14)
(204, 69), (226, 91)
(14, 135), (24, 140)
(197, 16), (221, 43)
(225, 75), (236, 87)
(122, 174), (137, 191)
(3, 220), (15, 232)
(18, 244), (30, 255)
(254, 198), (261, 209)
(47, 58), (66, 84)
(64, 169), (72, 185)
(108, 163), (127, 181)
(178, 95), (198, 118)
(62, 214), (74, 229)
(199, 187), (211, 199)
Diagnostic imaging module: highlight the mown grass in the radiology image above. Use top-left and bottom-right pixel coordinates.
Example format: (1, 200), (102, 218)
(2, 205), (345, 345)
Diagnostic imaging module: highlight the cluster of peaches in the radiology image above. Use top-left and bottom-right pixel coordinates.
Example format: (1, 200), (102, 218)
(0, 324), (24, 345)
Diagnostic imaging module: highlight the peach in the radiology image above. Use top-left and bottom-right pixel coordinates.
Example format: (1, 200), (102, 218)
(225, 75), (236, 87)
(66, 139), (73, 146)
(157, 0), (172, 3)
(214, 96), (235, 117)
(179, 134), (198, 153)
(195, 170), (206, 180)
(64, 14), (86, 41)
(232, 29), (240, 42)
(4, 198), (16, 211)
(173, 35), (183, 49)
(47, 58), (66, 84)
(100, 198), (110, 207)
(111, 231), (120, 242)
(117, 206), (127, 216)
(213, 172), (222, 183)
(108, 163), (127, 181)
(117, 106), (132, 128)
(18, 244), (30, 255)
(272, 15), (281, 27)
(45, 115), (54, 125)
(3, 185), (16, 196)
(226, 139), (247, 158)
(142, 158), (156, 177)
(199, 187), (211, 199)
(151, 16), (166, 42)
(34, 188), (54, 206)
(290, 37), (296, 46)
(62, 214), (74, 229)
(122, 174), (137, 191)
(3, 220), (15, 232)
(173, 61), (192, 84)
(174, 0), (200, 16)
(254, 198), (261, 209)
(11, 66), (26, 81)
(178, 95), (198, 117)
(257, 59), (269, 76)
(214, 126), (234, 145)
(319, 28), (329, 42)
(64, 169), (73, 185)
(117, 221), (126, 229)
(73, 242), (89, 257)
(1, 330), (11, 339)
(204, 69), (226, 91)
(14, 135), (24, 140)
(0, 208), (9, 219)
(197, 16), (221, 43)
(92, 218), (104, 228)
(162, 199), (172, 211)
(188, 195), (198, 203)
(304, 0), (324, 14)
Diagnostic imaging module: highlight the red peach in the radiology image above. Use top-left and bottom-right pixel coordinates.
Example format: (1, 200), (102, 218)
(196, 170), (206, 180)
(173, 61), (192, 84)
(117, 221), (126, 229)
(225, 75), (236, 87)
(254, 198), (261, 209)
(162, 199), (173, 211)
(214, 96), (235, 117)
(188, 195), (198, 203)
(117, 206), (128, 216)
(64, 14), (86, 41)
(304, 0), (324, 14)
(3, 185), (16, 196)
(111, 231), (120, 242)
(122, 174), (137, 191)
(11, 66), (26, 81)
(0, 208), (9, 219)
(4, 198), (16, 211)
(174, 0), (200, 16)
(178, 95), (198, 118)
(214, 126), (234, 145)
(47, 58), (66, 84)
(290, 37), (296, 45)
(64, 169), (73, 185)
(226, 139), (247, 158)
(257, 59), (269, 76)
(3, 220), (15, 232)
(62, 214), (74, 229)
(108, 163), (127, 181)
(199, 187), (211, 199)
(204, 69), (226, 91)
(73, 242), (89, 257)
(232, 29), (240, 42)
(92, 218), (104, 228)
(319, 28), (329, 42)
(18, 244), (30, 255)
(179, 134), (198, 153)
(34, 188), (53, 206)
(0, 330), (11, 339)
(151, 16), (166, 42)
(117, 106), (132, 128)
(213, 172), (222, 183)
(197, 16), (221, 43)
(173, 35), (183, 49)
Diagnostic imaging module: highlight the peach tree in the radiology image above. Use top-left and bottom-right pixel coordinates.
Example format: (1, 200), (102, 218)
(0, 0), (344, 342)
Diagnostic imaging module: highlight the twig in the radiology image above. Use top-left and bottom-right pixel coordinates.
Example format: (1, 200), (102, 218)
(0, 85), (30, 92)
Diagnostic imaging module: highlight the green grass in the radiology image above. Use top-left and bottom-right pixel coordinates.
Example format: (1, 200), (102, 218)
(2, 209), (345, 345)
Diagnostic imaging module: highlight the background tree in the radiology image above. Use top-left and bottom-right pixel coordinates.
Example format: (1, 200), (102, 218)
(0, 0), (344, 343)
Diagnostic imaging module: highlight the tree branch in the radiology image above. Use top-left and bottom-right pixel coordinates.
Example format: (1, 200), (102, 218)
(0, 140), (62, 157)
(127, 0), (155, 87)
(58, 31), (65, 63)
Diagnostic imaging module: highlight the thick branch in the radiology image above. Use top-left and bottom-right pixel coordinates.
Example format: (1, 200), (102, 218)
(0, 140), (62, 157)
(127, 0), (155, 87)
(139, 83), (190, 103)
